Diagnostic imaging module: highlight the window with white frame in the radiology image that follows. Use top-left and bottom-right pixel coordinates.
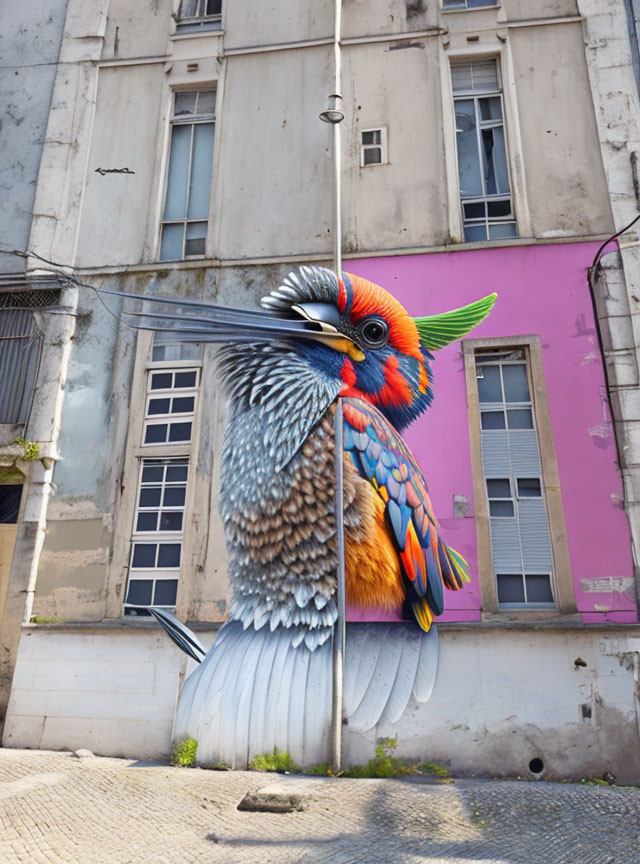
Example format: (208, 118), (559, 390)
(443, 0), (497, 9)
(143, 367), (199, 445)
(452, 60), (517, 242)
(475, 349), (554, 608)
(124, 458), (188, 616)
(360, 128), (388, 166)
(160, 90), (216, 261)
(176, 0), (222, 32)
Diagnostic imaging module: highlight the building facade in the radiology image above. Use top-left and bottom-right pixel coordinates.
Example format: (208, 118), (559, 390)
(2, 0), (640, 780)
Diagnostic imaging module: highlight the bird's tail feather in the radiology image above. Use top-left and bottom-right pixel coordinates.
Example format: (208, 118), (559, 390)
(149, 608), (207, 663)
(173, 621), (438, 768)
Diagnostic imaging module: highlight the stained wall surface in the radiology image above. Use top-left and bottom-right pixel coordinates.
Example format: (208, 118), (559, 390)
(0, 0), (69, 273)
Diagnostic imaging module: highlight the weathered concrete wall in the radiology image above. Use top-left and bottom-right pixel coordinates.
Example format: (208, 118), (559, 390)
(53, 3), (615, 272)
(3, 625), (192, 760)
(5, 624), (640, 782)
(0, 0), (69, 273)
(345, 626), (640, 784)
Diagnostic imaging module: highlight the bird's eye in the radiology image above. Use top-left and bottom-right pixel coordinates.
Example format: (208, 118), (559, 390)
(357, 317), (389, 350)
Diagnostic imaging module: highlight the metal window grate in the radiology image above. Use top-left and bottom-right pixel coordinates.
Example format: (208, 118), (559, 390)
(0, 290), (60, 309)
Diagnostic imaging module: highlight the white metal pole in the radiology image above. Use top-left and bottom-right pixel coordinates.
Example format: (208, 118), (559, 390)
(321, 0), (346, 776)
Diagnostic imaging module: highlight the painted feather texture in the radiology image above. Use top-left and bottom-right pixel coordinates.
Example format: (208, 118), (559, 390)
(174, 621), (438, 767)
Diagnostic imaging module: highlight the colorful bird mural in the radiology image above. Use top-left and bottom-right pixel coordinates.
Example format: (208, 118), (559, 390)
(126, 266), (495, 767)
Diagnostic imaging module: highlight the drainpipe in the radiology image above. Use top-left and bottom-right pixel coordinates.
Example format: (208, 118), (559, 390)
(320, 0), (346, 775)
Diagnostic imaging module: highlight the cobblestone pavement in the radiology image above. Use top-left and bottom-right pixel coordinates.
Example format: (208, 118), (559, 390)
(0, 748), (639, 864)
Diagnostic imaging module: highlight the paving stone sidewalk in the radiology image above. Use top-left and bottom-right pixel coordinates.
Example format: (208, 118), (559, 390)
(0, 748), (638, 864)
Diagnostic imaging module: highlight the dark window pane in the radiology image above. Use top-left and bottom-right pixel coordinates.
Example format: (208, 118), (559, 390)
(150, 373), (172, 390)
(136, 512), (158, 532)
(487, 479), (511, 498)
(172, 396), (195, 414)
(154, 579), (179, 606)
(362, 130), (381, 145)
(487, 199), (511, 218)
(503, 364), (530, 402)
(166, 465), (188, 483)
(126, 578), (153, 606)
(168, 422), (192, 442)
(497, 574), (525, 603)
(139, 487), (162, 508)
(476, 365), (502, 402)
(489, 500), (514, 517)
(158, 543), (181, 568)
(363, 148), (382, 166)
(144, 424), (168, 444)
(148, 398), (171, 416)
(481, 410), (506, 430)
(479, 96), (502, 122)
(463, 201), (485, 219)
(0, 485), (22, 523)
(507, 409), (533, 429)
(526, 574), (554, 604)
(141, 465), (164, 483)
(159, 511), (184, 531)
(132, 543), (157, 568)
(163, 486), (186, 507)
(518, 478), (542, 497)
(174, 371), (197, 388)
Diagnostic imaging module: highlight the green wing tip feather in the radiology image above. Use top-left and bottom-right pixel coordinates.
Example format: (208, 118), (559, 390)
(413, 293), (497, 351)
(448, 546), (470, 585)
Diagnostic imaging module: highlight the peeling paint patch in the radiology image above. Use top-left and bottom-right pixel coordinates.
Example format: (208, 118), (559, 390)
(581, 576), (635, 594)
(587, 422), (613, 443)
(453, 494), (468, 519)
(581, 352), (598, 365)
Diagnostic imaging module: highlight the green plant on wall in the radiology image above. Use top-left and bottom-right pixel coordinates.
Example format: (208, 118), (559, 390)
(16, 437), (40, 462)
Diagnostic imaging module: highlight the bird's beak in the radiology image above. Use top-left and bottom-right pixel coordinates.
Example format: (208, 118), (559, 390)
(93, 288), (365, 359)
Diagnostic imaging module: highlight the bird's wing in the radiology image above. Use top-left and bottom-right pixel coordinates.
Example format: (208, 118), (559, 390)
(342, 397), (469, 632)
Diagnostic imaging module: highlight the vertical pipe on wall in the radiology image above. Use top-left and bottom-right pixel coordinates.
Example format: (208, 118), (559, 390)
(332, 398), (346, 774)
(321, 0), (346, 775)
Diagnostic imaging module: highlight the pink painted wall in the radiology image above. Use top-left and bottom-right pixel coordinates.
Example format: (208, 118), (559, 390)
(346, 241), (637, 625)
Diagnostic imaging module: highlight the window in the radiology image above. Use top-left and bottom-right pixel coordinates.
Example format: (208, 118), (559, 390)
(143, 368), (199, 445)
(0, 291), (59, 424)
(124, 459), (188, 616)
(451, 60), (516, 242)
(160, 90), (216, 261)
(360, 128), (388, 166)
(176, 0), (222, 32)
(443, 0), (497, 8)
(476, 349), (554, 608)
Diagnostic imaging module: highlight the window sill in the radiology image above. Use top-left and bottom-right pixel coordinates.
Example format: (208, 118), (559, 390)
(170, 28), (224, 41)
(441, 4), (500, 12)
(23, 619), (225, 632)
